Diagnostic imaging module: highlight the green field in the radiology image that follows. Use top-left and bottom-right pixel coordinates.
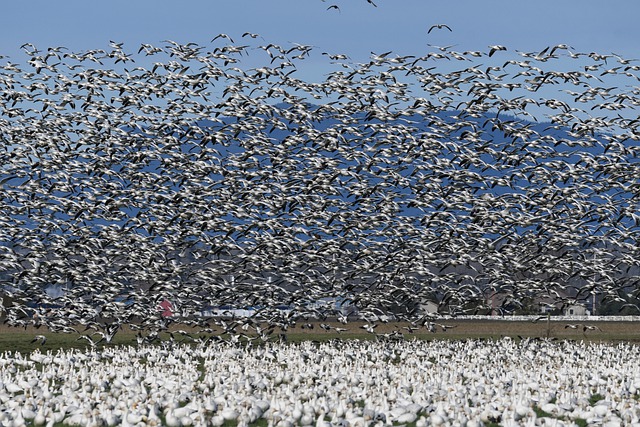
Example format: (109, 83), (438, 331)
(1, 319), (639, 353)
(0, 320), (635, 427)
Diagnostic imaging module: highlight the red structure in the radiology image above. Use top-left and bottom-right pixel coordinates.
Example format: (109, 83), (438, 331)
(159, 300), (173, 317)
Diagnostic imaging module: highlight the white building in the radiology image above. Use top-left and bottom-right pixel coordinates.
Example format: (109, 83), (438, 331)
(419, 300), (438, 315)
(564, 304), (589, 316)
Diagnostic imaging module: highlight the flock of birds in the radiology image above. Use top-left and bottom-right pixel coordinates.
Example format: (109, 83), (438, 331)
(325, 0), (379, 12)
(1, 338), (640, 426)
(0, 36), (639, 339)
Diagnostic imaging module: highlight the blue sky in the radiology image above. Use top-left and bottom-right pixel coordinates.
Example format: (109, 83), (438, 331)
(1, 0), (637, 123)
(2, 1), (637, 69)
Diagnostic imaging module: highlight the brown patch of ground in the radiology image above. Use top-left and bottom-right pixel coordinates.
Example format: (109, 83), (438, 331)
(282, 319), (640, 341)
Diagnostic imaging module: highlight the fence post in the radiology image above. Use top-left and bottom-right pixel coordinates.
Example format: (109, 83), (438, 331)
(546, 312), (551, 339)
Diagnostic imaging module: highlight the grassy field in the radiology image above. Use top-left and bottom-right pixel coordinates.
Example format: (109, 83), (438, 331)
(1, 319), (639, 353)
(0, 320), (635, 427)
